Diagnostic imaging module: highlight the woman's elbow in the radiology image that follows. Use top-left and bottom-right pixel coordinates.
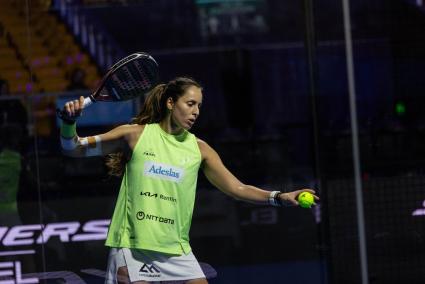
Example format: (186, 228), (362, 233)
(226, 184), (246, 201)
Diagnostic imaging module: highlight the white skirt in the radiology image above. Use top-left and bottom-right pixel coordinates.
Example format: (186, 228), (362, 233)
(105, 248), (206, 283)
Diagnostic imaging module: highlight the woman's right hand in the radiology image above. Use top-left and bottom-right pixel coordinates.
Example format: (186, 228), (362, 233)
(63, 96), (85, 121)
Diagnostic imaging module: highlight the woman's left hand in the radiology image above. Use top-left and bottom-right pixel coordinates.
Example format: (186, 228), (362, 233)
(279, 189), (320, 206)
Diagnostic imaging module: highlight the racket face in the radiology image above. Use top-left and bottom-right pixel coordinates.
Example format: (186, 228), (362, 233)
(93, 52), (159, 102)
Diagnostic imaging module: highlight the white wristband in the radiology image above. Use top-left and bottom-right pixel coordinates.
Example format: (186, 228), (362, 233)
(60, 135), (102, 156)
(269, 191), (281, 207)
(81, 136), (102, 156)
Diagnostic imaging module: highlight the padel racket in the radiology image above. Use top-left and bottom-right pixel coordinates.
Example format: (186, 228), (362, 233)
(58, 52), (159, 120)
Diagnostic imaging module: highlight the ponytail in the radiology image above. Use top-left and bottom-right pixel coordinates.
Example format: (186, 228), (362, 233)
(132, 83), (168, 124)
(105, 152), (127, 177)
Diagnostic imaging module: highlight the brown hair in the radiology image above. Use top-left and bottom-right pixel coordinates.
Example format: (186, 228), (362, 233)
(106, 77), (202, 176)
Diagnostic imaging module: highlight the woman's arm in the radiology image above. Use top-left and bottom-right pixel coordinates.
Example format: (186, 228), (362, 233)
(198, 139), (319, 206)
(59, 96), (139, 157)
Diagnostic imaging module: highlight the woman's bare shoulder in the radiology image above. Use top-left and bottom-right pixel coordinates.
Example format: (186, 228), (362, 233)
(119, 123), (145, 133)
(196, 138), (208, 149)
(120, 124), (145, 148)
(196, 138), (215, 160)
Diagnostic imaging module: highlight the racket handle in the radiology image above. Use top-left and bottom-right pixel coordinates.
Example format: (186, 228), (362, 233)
(83, 96), (95, 108)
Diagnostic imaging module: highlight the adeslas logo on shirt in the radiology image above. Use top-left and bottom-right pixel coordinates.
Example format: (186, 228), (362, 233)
(143, 161), (184, 182)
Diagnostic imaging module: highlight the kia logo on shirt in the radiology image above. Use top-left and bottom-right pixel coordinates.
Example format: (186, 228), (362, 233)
(140, 191), (177, 203)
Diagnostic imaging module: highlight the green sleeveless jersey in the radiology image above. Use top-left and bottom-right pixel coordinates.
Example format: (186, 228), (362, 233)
(105, 123), (202, 255)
